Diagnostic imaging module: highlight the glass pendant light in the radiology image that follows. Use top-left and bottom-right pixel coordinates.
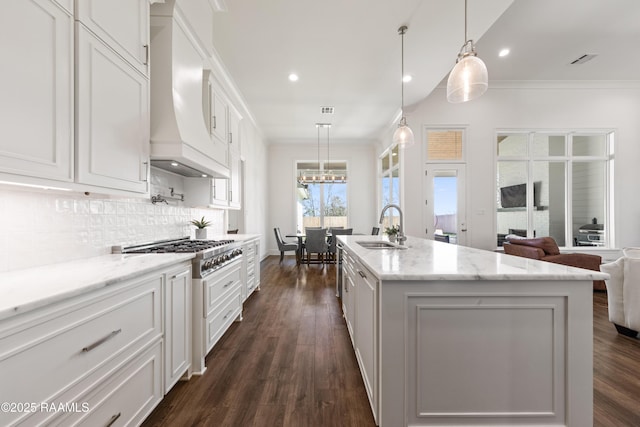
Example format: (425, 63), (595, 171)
(447, 0), (488, 103)
(393, 26), (414, 147)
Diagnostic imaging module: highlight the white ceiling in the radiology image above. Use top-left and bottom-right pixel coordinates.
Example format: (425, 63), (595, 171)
(211, 0), (640, 145)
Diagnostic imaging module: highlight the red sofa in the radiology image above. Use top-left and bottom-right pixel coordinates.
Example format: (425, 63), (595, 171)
(503, 237), (605, 291)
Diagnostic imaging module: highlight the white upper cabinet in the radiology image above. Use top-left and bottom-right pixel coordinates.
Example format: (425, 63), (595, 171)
(211, 87), (229, 145)
(0, 0), (73, 182)
(228, 151), (241, 209)
(228, 108), (242, 208)
(202, 70), (229, 167)
(75, 24), (149, 193)
(75, 0), (150, 76)
(228, 108), (241, 154)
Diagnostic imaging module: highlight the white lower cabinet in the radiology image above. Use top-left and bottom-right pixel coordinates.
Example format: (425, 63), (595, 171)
(242, 238), (260, 302)
(192, 259), (243, 374)
(340, 253), (378, 424)
(0, 261), (191, 427)
(341, 249), (356, 343)
(163, 264), (192, 393)
(353, 260), (378, 420)
(55, 341), (163, 427)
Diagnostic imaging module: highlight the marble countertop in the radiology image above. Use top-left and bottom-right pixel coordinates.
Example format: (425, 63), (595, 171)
(210, 233), (261, 242)
(337, 235), (610, 282)
(0, 253), (195, 321)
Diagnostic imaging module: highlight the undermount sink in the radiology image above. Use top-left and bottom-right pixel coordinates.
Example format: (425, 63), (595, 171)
(356, 241), (407, 250)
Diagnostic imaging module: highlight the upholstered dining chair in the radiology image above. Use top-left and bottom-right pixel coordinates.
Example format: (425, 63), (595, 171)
(304, 228), (329, 265)
(273, 227), (298, 263)
(328, 228), (353, 262)
(371, 227), (380, 235)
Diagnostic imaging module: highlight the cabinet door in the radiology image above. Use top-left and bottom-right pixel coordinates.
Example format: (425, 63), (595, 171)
(165, 266), (192, 393)
(228, 108), (241, 154)
(211, 89), (228, 144)
(355, 262), (378, 412)
(0, 0), (73, 182)
(75, 24), (149, 194)
(342, 250), (356, 342)
(228, 151), (241, 209)
(213, 178), (228, 205)
(75, 0), (149, 76)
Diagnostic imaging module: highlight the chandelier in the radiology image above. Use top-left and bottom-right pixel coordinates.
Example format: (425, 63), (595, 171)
(297, 123), (347, 184)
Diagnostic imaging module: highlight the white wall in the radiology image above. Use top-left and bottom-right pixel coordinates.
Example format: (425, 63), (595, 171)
(401, 82), (640, 253)
(239, 118), (269, 256)
(267, 142), (377, 255)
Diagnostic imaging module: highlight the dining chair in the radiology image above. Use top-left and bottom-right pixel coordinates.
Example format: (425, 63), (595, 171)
(273, 227), (299, 263)
(305, 228), (329, 265)
(227, 229), (239, 234)
(328, 228), (352, 263)
(371, 226), (380, 235)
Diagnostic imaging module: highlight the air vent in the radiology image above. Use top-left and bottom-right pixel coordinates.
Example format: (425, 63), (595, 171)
(570, 54), (598, 65)
(321, 106), (335, 114)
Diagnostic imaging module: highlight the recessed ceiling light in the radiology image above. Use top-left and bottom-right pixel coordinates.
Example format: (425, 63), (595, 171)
(402, 74), (412, 83)
(499, 48), (510, 57)
(170, 161), (179, 167)
(201, 174), (208, 178)
(288, 73), (299, 82)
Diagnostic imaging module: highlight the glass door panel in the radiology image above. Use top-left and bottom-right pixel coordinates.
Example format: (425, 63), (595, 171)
(425, 164), (466, 245)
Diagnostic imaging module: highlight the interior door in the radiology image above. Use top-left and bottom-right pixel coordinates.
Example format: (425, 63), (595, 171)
(425, 164), (467, 246)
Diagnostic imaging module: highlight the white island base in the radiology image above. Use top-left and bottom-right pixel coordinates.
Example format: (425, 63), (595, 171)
(337, 235), (605, 427)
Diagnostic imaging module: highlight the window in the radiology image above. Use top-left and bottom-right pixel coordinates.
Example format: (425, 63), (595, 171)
(380, 145), (400, 230)
(426, 129), (464, 161)
(496, 131), (613, 248)
(296, 161), (347, 231)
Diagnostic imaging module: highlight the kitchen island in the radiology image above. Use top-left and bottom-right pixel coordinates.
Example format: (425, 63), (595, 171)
(336, 235), (608, 427)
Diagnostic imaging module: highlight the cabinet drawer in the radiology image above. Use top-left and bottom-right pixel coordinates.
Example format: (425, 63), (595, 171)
(206, 288), (242, 354)
(246, 276), (257, 296)
(57, 341), (162, 427)
(0, 277), (162, 427)
(204, 261), (241, 317)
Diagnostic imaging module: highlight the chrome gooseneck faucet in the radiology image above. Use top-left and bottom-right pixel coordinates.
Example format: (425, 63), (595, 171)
(379, 203), (406, 245)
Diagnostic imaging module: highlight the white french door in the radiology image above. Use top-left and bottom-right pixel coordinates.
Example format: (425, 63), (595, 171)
(424, 164), (467, 246)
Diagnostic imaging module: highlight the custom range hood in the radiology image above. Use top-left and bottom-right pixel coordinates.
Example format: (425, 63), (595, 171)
(149, 1), (229, 179)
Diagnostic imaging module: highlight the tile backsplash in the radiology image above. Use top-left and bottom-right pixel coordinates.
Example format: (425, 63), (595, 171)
(0, 185), (224, 272)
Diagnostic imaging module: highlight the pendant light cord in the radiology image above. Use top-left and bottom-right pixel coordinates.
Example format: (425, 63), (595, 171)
(317, 125), (320, 170)
(327, 125), (330, 168)
(400, 26), (405, 118)
(464, 0), (468, 42)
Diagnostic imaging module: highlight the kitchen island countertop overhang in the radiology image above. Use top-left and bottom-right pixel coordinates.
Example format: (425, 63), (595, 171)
(337, 234), (609, 282)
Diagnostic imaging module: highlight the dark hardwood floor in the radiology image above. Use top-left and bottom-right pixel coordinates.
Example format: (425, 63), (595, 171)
(143, 256), (640, 427)
(143, 256), (375, 427)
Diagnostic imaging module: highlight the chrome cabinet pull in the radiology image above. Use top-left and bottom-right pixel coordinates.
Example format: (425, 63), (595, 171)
(106, 412), (121, 427)
(224, 280), (233, 288)
(213, 115), (217, 130)
(358, 270), (366, 278)
(223, 309), (234, 320)
(143, 44), (149, 65)
(140, 161), (149, 182)
(82, 329), (122, 353)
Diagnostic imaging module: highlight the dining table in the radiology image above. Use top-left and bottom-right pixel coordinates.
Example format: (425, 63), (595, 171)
(285, 233), (307, 264)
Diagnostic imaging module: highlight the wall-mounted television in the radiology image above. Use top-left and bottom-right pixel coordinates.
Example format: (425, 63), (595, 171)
(499, 182), (540, 208)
